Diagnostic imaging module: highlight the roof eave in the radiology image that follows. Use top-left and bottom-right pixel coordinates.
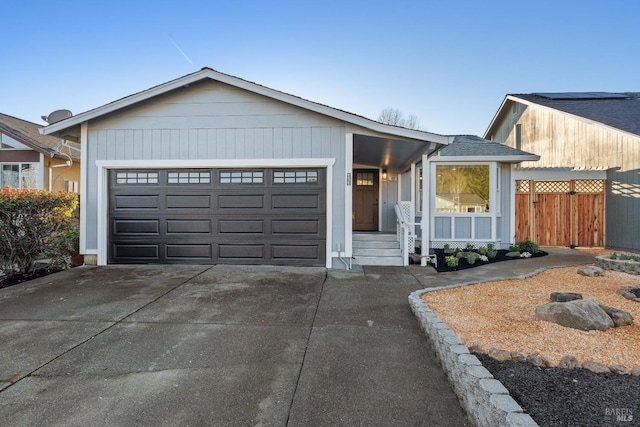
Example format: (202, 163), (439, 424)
(43, 68), (452, 145)
(430, 154), (540, 163)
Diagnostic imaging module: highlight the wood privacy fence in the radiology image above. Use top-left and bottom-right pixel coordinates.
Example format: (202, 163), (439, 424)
(515, 180), (605, 247)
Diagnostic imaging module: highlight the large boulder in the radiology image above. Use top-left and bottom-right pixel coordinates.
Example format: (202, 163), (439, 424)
(535, 299), (614, 331)
(600, 305), (634, 327)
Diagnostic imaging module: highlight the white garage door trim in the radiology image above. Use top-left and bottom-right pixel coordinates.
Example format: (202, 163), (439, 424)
(96, 158), (336, 267)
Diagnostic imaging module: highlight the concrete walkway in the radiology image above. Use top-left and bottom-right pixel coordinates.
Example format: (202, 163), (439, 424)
(0, 248), (596, 426)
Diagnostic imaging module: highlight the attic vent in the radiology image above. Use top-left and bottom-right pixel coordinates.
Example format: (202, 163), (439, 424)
(533, 92), (629, 100)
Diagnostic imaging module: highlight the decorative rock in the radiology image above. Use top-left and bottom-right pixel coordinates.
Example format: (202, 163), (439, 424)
(550, 292), (583, 302)
(535, 299), (614, 331)
(582, 360), (610, 373)
(488, 348), (512, 361)
(510, 351), (526, 363)
(631, 366), (640, 377)
(600, 305), (634, 327)
(558, 355), (580, 369)
(506, 251), (521, 258)
(609, 364), (630, 375)
(526, 352), (550, 368)
(618, 286), (640, 302)
(577, 265), (605, 277)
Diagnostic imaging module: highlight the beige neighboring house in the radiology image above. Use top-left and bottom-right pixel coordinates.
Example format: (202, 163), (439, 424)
(0, 113), (80, 192)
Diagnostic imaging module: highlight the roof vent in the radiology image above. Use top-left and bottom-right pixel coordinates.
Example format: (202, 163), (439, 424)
(42, 109), (73, 124)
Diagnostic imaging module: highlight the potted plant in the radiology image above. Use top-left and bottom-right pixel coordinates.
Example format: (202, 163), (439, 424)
(66, 227), (83, 267)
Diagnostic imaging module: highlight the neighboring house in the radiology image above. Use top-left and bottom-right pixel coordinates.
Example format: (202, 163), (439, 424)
(0, 113), (80, 192)
(42, 68), (536, 268)
(485, 92), (640, 252)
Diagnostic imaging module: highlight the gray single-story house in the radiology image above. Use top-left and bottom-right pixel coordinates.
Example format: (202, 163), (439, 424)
(42, 68), (537, 268)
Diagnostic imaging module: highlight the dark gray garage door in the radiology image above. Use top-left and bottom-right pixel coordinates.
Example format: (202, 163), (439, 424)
(109, 168), (326, 266)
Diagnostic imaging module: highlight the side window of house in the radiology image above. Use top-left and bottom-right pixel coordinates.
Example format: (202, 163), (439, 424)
(435, 165), (490, 213)
(0, 163), (39, 189)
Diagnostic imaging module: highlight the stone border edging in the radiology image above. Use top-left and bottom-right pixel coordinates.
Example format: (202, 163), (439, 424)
(595, 256), (640, 275)
(409, 289), (539, 427)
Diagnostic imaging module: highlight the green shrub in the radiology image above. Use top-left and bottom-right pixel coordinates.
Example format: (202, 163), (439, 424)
(609, 253), (618, 260)
(487, 250), (498, 259)
(453, 247), (462, 255)
(517, 240), (540, 254)
(619, 254), (631, 261)
(487, 243), (494, 251)
(0, 188), (78, 277)
(467, 253), (477, 265)
(445, 255), (459, 268)
(509, 244), (520, 252)
(465, 242), (475, 251)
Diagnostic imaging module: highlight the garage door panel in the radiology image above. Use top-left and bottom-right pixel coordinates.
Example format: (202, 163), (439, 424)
(166, 244), (212, 259)
(219, 220), (264, 234)
(113, 244), (160, 260)
(166, 194), (211, 209)
(219, 244), (265, 259)
(272, 244), (320, 260)
(272, 219), (319, 234)
(114, 195), (160, 210)
(113, 219), (160, 235)
(271, 194), (320, 209)
(218, 194), (264, 209)
(166, 219), (212, 234)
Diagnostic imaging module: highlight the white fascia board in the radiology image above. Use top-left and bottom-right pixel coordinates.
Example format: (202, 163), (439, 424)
(43, 68), (452, 145)
(95, 158), (336, 169)
(429, 155), (540, 163)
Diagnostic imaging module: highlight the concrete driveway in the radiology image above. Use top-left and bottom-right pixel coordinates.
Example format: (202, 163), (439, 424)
(0, 264), (469, 426)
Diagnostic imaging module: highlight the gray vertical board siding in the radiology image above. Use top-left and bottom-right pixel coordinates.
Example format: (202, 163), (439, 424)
(454, 217), (472, 239)
(434, 217), (451, 239)
(380, 179), (398, 231)
(84, 80), (348, 253)
(499, 165), (511, 244)
(475, 217), (491, 239)
(607, 169), (640, 251)
(400, 170), (411, 201)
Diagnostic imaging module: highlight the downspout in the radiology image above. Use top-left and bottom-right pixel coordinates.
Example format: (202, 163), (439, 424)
(337, 244), (351, 270)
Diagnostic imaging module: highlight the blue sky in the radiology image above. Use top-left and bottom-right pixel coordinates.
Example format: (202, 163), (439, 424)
(3, 0), (639, 135)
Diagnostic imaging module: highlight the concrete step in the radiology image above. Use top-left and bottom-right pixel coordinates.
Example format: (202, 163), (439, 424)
(353, 248), (402, 257)
(351, 256), (404, 266)
(353, 233), (397, 242)
(353, 240), (400, 249)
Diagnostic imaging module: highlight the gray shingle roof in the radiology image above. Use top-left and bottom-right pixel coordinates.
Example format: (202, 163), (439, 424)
(0, 113), (81, 161)
(437, 135), (538, 159)
(513, 92), (640, 136)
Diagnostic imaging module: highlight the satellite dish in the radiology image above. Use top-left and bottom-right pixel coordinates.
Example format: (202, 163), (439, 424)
(45, 109), (73, 124)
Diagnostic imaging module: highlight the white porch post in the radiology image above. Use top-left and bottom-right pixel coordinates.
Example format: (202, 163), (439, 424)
(420, 154), (430, 266)
(344, 133), (353, 260)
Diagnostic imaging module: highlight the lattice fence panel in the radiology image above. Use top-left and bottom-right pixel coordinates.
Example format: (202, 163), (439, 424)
(534, 180), (570, 193)
(515, 180), (530, 193)
(574, 180), (605, 194)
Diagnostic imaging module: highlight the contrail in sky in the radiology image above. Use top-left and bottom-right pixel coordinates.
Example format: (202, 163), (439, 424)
(170, 37), (195, 67)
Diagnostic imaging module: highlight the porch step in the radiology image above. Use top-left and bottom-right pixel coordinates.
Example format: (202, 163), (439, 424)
(351, 233), (404, 266)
